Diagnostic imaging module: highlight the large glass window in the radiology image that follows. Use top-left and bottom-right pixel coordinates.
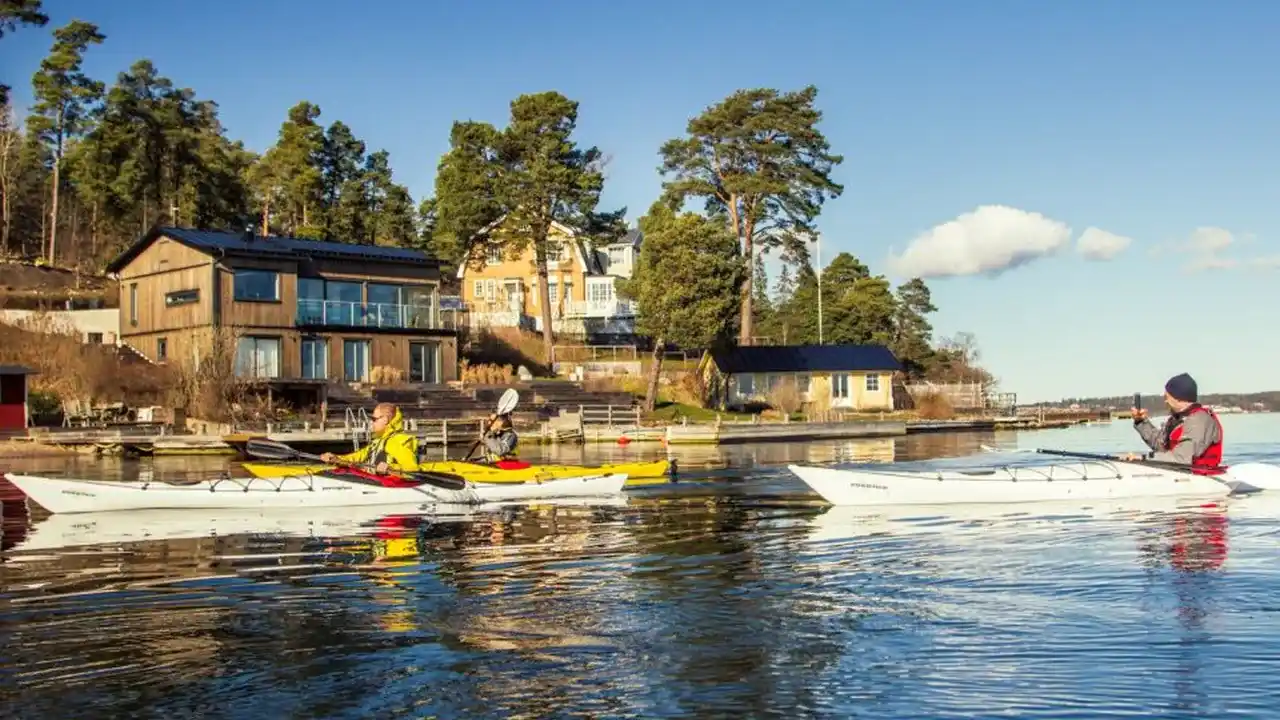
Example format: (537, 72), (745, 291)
(301, 337), (327, 379)
(233, 269), (279, 301)
(367, 283), (402, 327)
(325, 281), (362, 326)
(343, 339), (370, 382)
(409, 342), (437, 383)
(235, 336), (281, 378)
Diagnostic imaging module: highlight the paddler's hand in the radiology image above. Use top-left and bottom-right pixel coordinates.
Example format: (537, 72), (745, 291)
(1131, 408), (1148, 422)
(375, 461), (389, 474)
(319, 452), (338, 463)
(1118, 452), (1145, 461)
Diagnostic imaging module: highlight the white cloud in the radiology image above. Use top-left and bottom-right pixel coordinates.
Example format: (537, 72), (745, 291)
(1186, 226), (1235, 254)
(1076, 227), (1132, 260)
(1248, 255), (1280, 269)
(1186, 255), (1237, 272)
(886, 205), (1072, 279)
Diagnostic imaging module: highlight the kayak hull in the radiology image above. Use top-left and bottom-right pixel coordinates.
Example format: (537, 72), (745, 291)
(2, 470), (628, 514)
(786, 460), (1274, 507)
(240, 459), (672, 485)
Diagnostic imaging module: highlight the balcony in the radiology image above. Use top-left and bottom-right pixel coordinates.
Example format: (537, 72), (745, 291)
(296, 299), (439, 330)
(563, 300), (636, 318)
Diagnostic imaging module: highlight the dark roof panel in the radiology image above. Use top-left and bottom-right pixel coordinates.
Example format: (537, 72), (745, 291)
(709, 344), (901, 374)
(106, 226), (438, 273)
(0, 364), (39, 375)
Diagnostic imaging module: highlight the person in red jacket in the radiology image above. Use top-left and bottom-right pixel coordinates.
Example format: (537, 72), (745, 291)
(1121, 373), (1224, 474)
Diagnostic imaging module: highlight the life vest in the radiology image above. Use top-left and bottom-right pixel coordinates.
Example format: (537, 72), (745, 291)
(1162, 405), (1225, 475)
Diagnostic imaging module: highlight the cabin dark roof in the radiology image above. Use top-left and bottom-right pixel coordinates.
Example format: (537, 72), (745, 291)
(709, 344), (902, 374)
(0, 365), (38, 375)
(105, 227), (439, 274)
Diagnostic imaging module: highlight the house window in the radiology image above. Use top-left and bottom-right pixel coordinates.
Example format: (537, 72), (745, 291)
(129, 283), (138, 326)
(737, 373), (754, 397)
(587, 281), (614, 304)
(343, 339), (370, 382)
(157, 337), (168, 361)
(865, 374), (881, 392)
(301, 337), (328, 379)
(235, 336), (281, 378)
(410, 341), (438, 383)
(233, 269), (279, 302)
(486, 245), (503, 264)
(832, 374), (850, 399)
(367, 283), (402, 327)
(326, 280), (362, 325)
(87, 332), (103, 344)
(796, 374), (811, 394)
(472, 280), (484, 299)
(165, 289), (199, 307)
(546, 243), (565, 263)
(608, 246), (626, 266)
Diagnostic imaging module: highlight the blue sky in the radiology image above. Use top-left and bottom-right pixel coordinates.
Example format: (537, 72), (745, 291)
(2, 0), (1276, 403)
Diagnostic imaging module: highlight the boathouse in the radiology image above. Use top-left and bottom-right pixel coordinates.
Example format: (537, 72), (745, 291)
(700, 344), (902, 412)
(0, 365), (37, 432)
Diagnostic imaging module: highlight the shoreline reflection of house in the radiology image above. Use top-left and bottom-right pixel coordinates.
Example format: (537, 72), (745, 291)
(700, 344), (902, 412)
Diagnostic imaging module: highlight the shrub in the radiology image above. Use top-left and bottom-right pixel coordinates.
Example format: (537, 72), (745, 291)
(369, 365), (405, 385)
(768, 377), (802, 416)
(915, 389), (955, 420)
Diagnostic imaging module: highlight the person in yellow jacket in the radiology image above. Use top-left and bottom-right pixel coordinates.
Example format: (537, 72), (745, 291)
(319, 402), (418, 474)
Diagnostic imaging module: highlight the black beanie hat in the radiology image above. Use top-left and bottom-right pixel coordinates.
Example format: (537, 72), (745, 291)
(1165, 373), (1198, 403)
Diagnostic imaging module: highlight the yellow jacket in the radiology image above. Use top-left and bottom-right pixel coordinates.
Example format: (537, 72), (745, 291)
(336, 408), (419, 471)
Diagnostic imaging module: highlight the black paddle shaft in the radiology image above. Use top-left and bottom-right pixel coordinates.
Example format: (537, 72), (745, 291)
(244, 438), (468, 490)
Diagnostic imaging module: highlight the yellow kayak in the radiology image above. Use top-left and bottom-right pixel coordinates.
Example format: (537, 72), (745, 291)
(240, 458), (673, 486)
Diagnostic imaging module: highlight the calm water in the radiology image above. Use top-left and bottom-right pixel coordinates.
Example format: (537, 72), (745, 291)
(3, 415), (1279, 718)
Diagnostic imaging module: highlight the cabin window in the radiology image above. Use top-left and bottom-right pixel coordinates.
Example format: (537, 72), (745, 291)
(737, 373), (754, 397)
(301, 337), (327, 379)
(486, 245), (503, 264)
(129, 283), (138, 326)
(796, 374), (811, 394)
(865, 374), (880, 392)
(607, 246), (626, 266)
(343, 339), (370, 383)
(165, 289), (199, 307)
(410, 341), (438, 383)
(235, 336), (281, 378)
(156, 337), (168, 360)
(832, 374), (850, 399)
(233, 269), (279, 302)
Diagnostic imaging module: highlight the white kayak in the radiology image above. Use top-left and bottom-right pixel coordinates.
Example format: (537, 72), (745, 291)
(789, 459), (1280, 507)
(2, 470), (629, 514)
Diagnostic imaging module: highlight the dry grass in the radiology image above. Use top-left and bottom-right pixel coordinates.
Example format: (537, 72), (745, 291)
(914, 389), (956, 420)
(459, 358), (516, 385)
(464, 327), (551, 375)
(0, 313), (171, 408)
(768, 377), (803, 415)
(806, 376), (833, 419)
(369, 365), (405, 385)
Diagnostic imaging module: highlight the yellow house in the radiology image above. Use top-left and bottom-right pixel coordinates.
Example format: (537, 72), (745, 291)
(456, 219), (642, 341)
(700, 344), (901, 412)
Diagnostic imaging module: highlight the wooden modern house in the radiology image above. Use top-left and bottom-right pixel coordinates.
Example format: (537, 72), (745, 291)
(701, 344), (903, 412)
(457, 218), (642, 342)
(105, 227), (457, 385)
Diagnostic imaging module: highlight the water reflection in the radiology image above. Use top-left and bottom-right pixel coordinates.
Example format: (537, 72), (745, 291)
(2, 416), (1279, 717)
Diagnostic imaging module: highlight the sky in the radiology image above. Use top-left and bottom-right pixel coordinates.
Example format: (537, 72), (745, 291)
(2, 0), (1276, 403)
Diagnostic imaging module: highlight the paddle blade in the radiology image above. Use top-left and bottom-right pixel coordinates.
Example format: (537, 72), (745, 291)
(411, 471), (469, 491)
(245, 438), (303, 461)
(497, 388), (519, 415)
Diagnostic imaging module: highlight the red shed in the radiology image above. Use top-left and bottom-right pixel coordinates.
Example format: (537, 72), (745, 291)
(0, 365), (37, 432)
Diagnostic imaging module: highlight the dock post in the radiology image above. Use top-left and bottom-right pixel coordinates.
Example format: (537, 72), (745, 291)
(443, 418), (448, 448)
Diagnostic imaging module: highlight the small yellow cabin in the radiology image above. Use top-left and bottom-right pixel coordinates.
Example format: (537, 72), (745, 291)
(701, 344), (901, 412)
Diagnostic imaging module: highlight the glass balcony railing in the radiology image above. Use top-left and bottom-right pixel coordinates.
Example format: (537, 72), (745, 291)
(296, 299), (438, 329)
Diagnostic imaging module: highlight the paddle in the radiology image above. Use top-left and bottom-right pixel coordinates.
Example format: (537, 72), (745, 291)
(462, 388), (520, 462)
(1033, 448), (1227, 475)
(245, 438), (468, 491)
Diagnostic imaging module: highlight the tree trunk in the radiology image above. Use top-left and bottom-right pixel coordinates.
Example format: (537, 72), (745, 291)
(260, 199), (270, 236)
(644, 338), (665, 413)
(47, 156), (61, 264)
(537, 249), (554, 364)
(739, 232), (753, 345)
